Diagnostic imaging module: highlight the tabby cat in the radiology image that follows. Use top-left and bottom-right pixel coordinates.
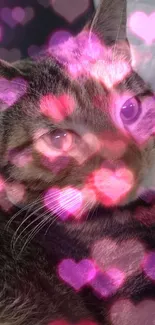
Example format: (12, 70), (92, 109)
(0, 0), (155, 324)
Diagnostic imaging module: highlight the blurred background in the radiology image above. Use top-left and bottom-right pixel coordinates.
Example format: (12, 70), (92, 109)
(0, 0), (154, 90)
(0, 0), (95, 62)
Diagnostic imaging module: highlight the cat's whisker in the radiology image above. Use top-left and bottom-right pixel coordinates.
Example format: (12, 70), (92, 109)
(11, 213), (46, 250)
(11, 200), (63, 250)
(21, 194), (89, 249)
(11, 192), (62, 240)
(11, 204), (45, 243)
(5, 195), (43, 230)
(6, 190), (57, 230)
(15, 213), (54, 257)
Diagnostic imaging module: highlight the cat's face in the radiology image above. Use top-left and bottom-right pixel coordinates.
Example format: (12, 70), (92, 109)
(0, 0), (154, 217)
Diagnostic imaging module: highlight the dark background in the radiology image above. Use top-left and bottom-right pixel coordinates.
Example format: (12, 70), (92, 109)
(0, 0), (95, 62)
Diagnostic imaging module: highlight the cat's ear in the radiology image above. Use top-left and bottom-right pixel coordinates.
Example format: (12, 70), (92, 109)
(89, 0), (128, 46)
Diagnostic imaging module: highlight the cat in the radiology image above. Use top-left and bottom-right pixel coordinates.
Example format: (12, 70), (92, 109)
(0, 0), (155, 324)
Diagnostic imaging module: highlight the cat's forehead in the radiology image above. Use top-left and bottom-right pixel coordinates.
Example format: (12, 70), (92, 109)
(25, 58), (115, 132)
(13, 54), (150, 139)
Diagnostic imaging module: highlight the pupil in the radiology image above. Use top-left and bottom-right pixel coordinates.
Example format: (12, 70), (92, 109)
(51, 131), (67, 149)
(121, 103), (135, 119)
(120, 98), (141, 124)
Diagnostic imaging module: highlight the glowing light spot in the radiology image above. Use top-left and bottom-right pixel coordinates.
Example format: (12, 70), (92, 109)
(0, 48), (21, 62)
(102, 139), (127, 160)
(92, 238), (145, 276)
(128, 11), (155, 45)
(0, 77), (27, 108)
(110, 299), (155, 325)
(58, 258), (96, 291)
(0, 176), (5, 192)
(28, 44), (43, 58)
(44, 187), (83, 220)
(12, 7), (25, 23)
(50, 0), (89, 23)
(40, 94), (75, 122)
(0, 7), (16, 28)
(23, 7), (35, 24)
(90, 268), (125, 298)
(142, 251), (155, 281)
(37, 0), (50, 8)
(89, 163), (134, 206)
(91, 59), (130, 89)
(5, 182), (26, 205)
(48, 321), (69, 325)
(11, 7), (34, 25)
(41, 155), (70, 174)
(48, 30), (103, 78)
(9, 148), (33, 167)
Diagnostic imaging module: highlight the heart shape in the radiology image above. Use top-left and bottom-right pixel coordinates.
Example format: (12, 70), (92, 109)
(0, 77), (27, 108)
(51, 0), (89, 23)
(0, 48), (21, 62)
(110, 299), (155, 325)
(23, 7), (34, 24)
(91, 59), (131, 89)
(91, 238), (145, 277)
(58, 259), (96, 291)
(128, 11), (155, 45)
(37, 0), (50, 8)
(44, 187), (83, 220)
(40, 94), (75, 122)
(12, 7), (26, 23)
(90, 268), (125, 298)
(0, 7), (16, 27)
(90, 165), (134, 206)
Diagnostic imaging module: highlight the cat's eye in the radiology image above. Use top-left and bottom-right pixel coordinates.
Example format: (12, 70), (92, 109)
(47, 129), (74, 151)
(120, 97), (142, 125)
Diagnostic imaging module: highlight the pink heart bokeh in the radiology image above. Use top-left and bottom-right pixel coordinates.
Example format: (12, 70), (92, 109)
(0, 6), (34, 28)
(110, 299), (155, 325)
(50, 0), (89, 23)
(0, 48), (21, 62)
(91, 164), (134, 206)
(58, 259), (96, 291)
(0, 77), (27, 108)
(90, 268), (125, 298)
(44, 187), (83, 220)
(91, 238), (145, 276)
(129, 11), (155, 45)
(90, 59), (131, 89)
